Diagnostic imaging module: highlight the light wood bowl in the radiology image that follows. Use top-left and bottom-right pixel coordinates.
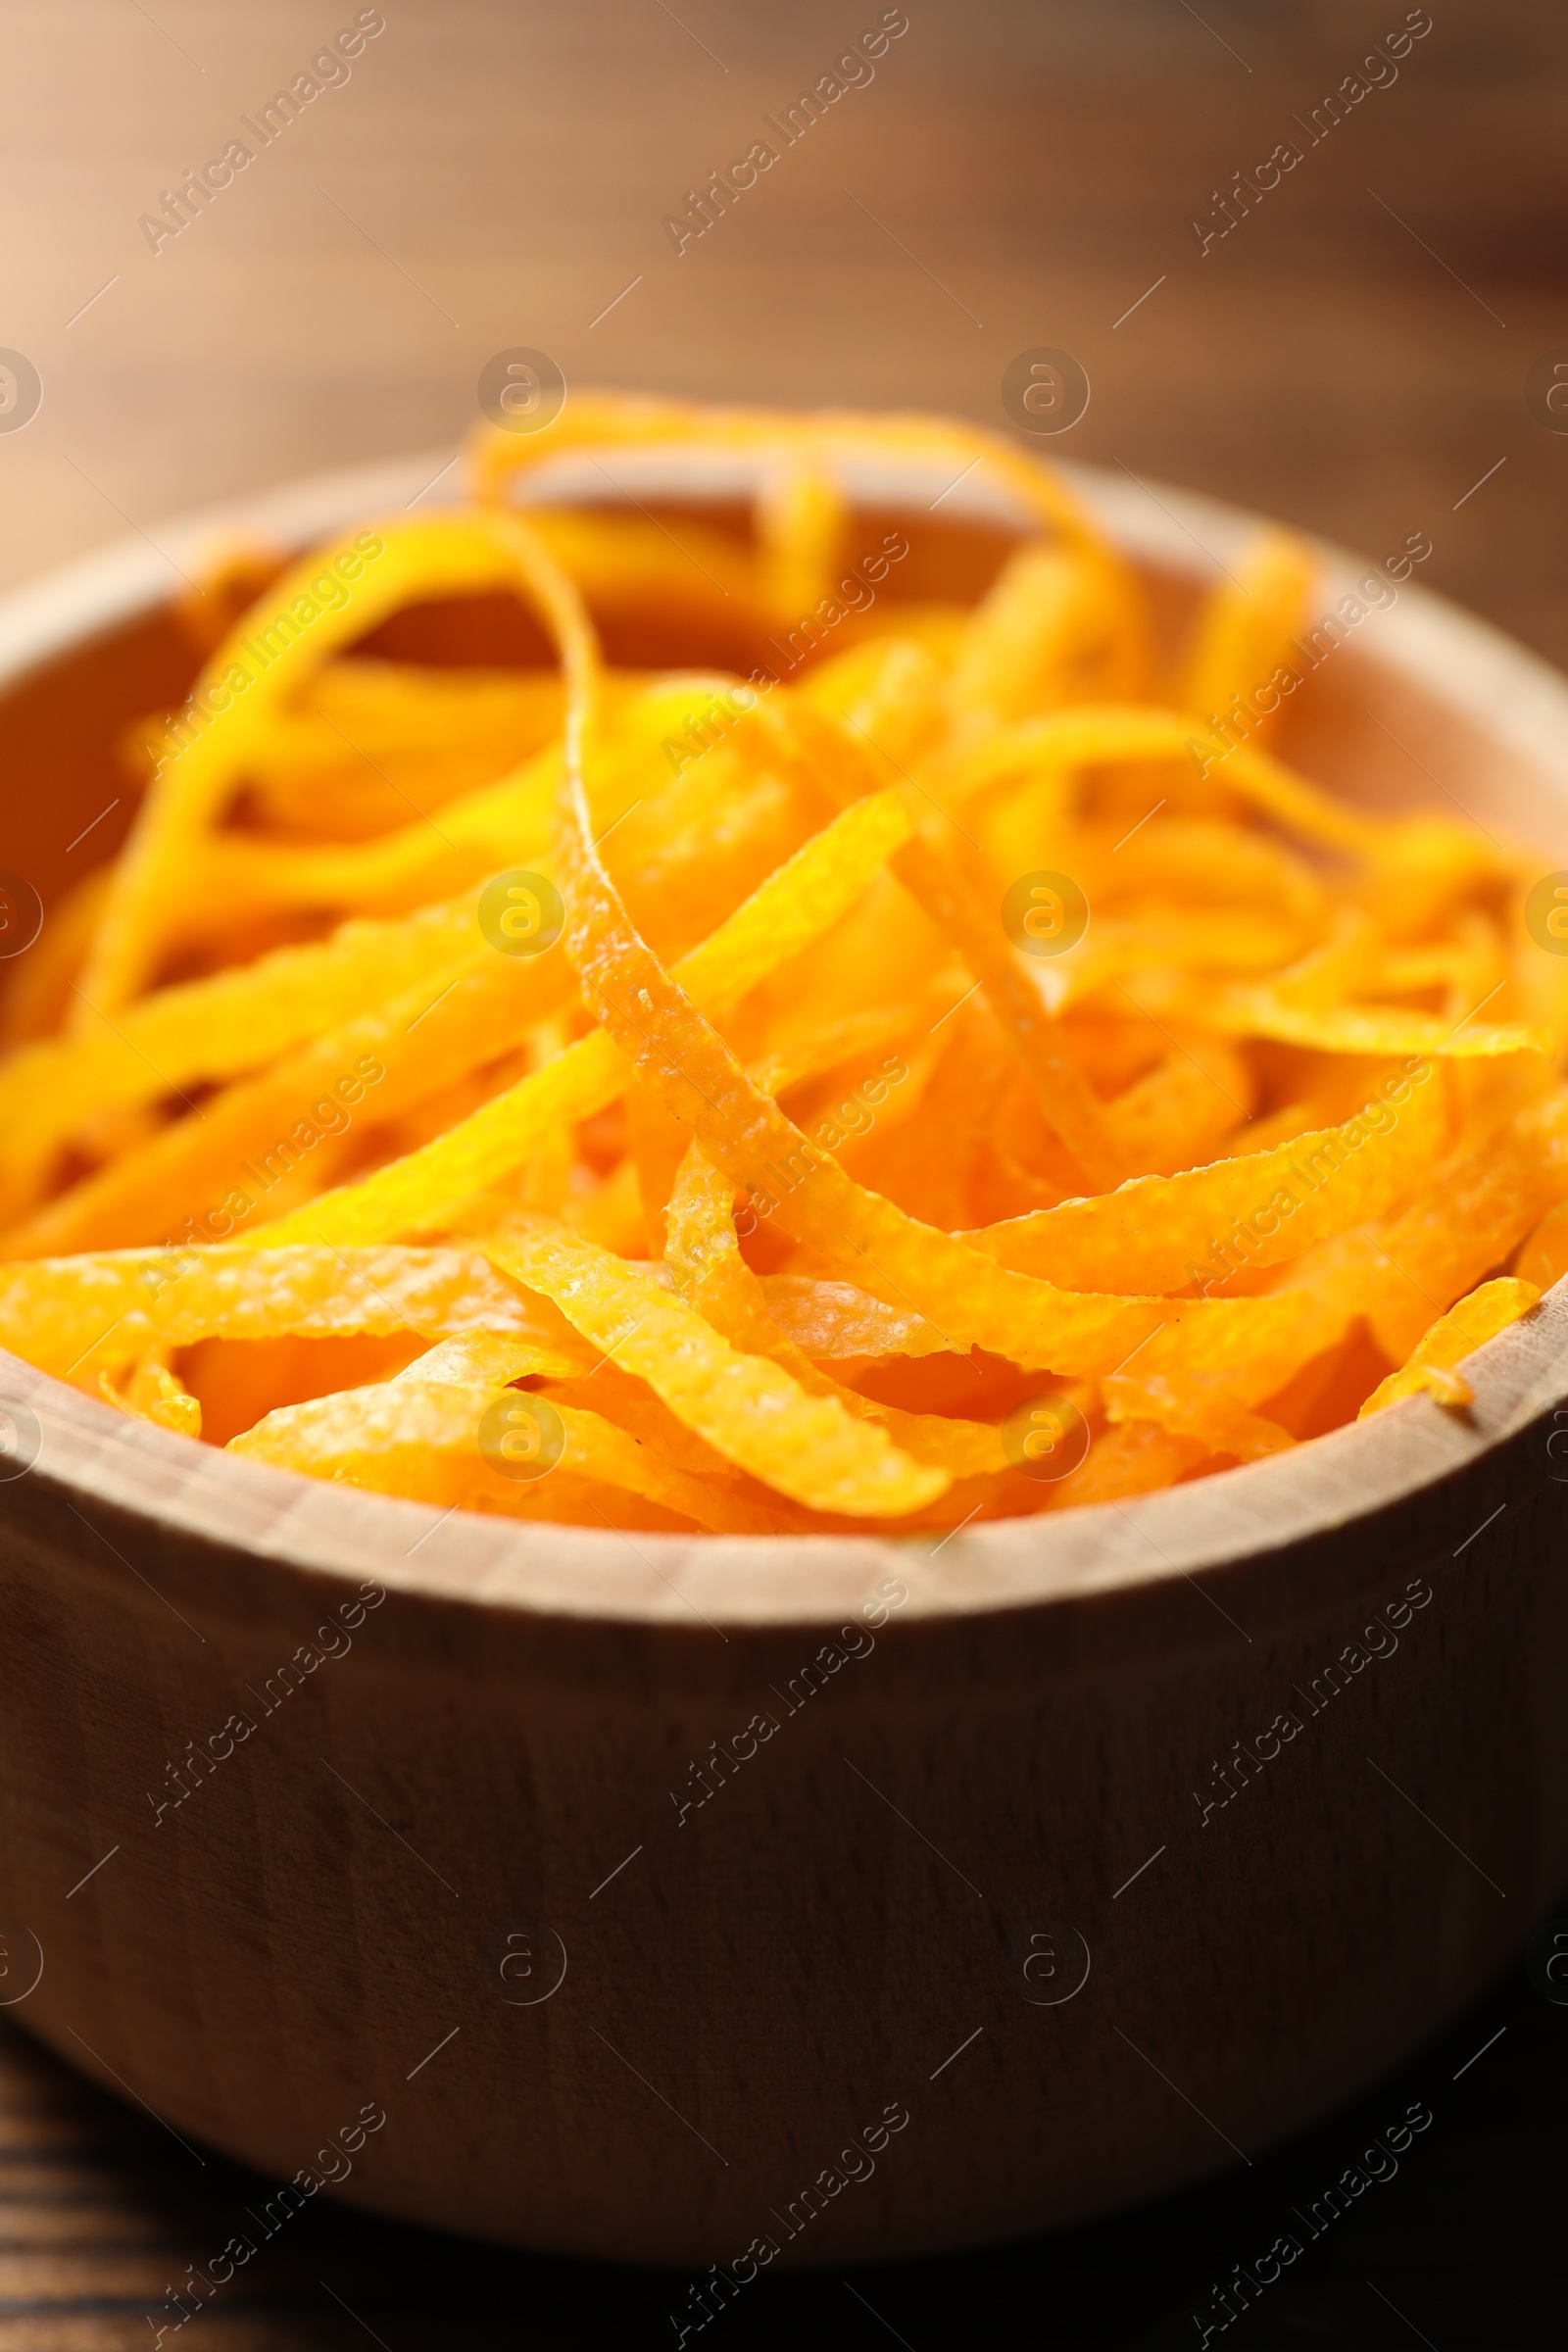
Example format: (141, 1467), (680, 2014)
(1, 448), (1565, 2270)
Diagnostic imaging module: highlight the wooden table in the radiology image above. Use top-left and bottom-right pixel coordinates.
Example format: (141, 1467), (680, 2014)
(1, 2), (1565, 2340)
(2, 0), (1566, 664)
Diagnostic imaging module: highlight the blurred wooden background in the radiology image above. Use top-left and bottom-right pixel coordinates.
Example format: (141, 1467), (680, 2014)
(2, 2), (1567, 2342)
(1, 1), (1566, 660)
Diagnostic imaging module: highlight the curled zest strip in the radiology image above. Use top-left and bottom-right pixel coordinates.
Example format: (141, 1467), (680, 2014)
(552, 607), (1180, 1374)
(1359, 1276), (1540, 1416)
(228, 1378), (786, 1535)
(240, 784), (912, 1251)
(0, 1245), (585, 1378)
(79, 516), (553, 1020)
(478, 1210), (948, 1518)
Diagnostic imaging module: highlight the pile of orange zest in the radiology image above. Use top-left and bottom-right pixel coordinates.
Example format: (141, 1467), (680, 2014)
(0, 388), (1561, 1533)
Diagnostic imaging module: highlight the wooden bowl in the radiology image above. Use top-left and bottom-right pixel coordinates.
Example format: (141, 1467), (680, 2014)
(1, 448), (1565, 2272)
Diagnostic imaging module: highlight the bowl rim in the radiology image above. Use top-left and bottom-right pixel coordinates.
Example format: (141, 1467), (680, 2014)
(2, 437), (1566, 1634)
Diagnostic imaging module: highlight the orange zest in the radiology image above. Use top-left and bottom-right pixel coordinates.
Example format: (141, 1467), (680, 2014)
(0, 390), (1558, 1533)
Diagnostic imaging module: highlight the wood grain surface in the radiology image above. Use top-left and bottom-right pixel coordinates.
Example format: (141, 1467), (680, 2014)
(1, 2), (1566, 662)
(2, 2), (1567, 2342)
